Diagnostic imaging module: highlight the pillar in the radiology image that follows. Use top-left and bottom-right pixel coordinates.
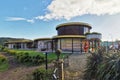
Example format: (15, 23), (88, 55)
(72, 38), (73, 53)
(21, 43), (24, 49)
(24, 43), (27, 49)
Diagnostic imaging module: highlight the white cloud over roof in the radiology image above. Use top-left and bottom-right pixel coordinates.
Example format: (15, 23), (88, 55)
(37, 0), (120, 20)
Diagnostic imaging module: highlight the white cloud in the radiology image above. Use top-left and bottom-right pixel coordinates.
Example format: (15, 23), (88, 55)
(5, 0), (120, 22)
(6, 17), (26, 21)
(37, 0), (120, 20)
(6, 17), (34, 23)
(26, 19), (34, 23)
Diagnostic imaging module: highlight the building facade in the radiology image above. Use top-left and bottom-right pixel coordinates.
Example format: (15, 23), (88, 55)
(5, 40), (33, 50)
(53, 22), (92, 53)
(5, 22), (102, 53)
(34, 38), (53, 51)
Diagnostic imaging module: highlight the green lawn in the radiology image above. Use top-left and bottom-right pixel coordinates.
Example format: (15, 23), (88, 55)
(0, 53), (9, 72)
(0, 62), (9, 72)
(0, 63), (9, 72)
(0, 49), (68, 71)
(13, 49), (68, 61)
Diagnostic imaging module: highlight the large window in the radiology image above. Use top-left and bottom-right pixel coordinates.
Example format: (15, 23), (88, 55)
(58, 38), (83, 52)
(61, 38), (72, 51)
(73, 38), (81, 52)
(57, 26), (85, 35)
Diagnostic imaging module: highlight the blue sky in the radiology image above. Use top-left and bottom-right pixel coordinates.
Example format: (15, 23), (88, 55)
(0, 0), (120, 41)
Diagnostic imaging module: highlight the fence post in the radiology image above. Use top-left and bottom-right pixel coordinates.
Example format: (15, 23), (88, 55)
(54, 49), (64, 80)
(58, 59), (64, 80)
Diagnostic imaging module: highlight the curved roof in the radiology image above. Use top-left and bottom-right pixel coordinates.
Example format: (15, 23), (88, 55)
(34, 38), (52, 41)
(5, 40), (33, 44)
(56, 22), (92, 30)
(53, 35), (86, 39)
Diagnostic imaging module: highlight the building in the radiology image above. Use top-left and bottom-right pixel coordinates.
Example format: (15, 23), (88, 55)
(86, 32), (102, 52)
(5, 22), (102, 53)
(53, 22), (92, 53)
(5, 40), (33, 50)
(34, 38), (53, 51)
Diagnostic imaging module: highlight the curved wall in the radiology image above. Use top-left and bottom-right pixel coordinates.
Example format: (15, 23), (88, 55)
(57, 25), (91, 35)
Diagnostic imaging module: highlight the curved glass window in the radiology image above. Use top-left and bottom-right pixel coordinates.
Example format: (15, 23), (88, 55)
(61, 38), (72, 51)
(57, 26), (86, 35)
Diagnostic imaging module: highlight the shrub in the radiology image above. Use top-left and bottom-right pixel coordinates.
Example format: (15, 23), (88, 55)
(32, 55), (45, 65)
(8, 50), (17, 55)
(96, 53), (120, 80)
(84, 49), (120, 80)
(15, 52), (44, 66)
(3, 48), (9, 52)
(32, 68), (53, 80)
(0, 54), (8, 72)
(0, 46), (5, 51)
(0, 54), (8, 64)
(16, 52), (31, 63)
(84, 49), (104, 80)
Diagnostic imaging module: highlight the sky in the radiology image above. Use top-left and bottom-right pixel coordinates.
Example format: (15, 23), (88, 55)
(0, 0), (120, 41)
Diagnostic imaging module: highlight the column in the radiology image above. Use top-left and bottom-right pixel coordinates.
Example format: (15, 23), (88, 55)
(24, 43), (27, 49)
(21, 43), (24, 49)
(72, 38), (73, 53)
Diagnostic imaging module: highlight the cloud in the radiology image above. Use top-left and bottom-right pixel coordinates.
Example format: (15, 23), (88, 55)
(26, 19), (34, 23)
(37, 0), (120, 20)
(6, 17), (26, 21)
(6, 17), (34, 23)
(5, 0), (120, 22)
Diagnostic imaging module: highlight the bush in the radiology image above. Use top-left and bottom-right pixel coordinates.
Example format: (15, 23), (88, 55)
(32, 68), (53, 80)
(3, 49), (45, 66)
(84, 49), (120, 80)
(96, 53), (120, 80)
(32, 55), (45, 65)
(0, 54), (8, 72)
(0, 54), (8, 64)
(16, 52), (45, 66)
(16, 52), (31, 63)
(0, 46), (5, 51)
(84, 49), (104, 80)
(8, 50), (17, 55)
(2, 48), (9, 52)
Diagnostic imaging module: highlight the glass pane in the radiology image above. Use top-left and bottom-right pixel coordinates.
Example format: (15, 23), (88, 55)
(73, 38), (81, 52)
(61, 38), (72, 51)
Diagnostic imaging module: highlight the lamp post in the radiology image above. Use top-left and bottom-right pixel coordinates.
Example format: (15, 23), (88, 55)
(55, 49), (62, 61)
(43, 51), (48, 70)
(45, 52), (48, 70)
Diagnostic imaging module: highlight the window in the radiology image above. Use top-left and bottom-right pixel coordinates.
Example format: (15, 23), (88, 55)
(84, 27), (89, 34)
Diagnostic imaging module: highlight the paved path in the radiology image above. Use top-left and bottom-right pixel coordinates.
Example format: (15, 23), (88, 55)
(64, 53), (90, 80)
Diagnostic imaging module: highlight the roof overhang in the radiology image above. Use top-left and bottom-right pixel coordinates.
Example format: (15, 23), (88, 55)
(34, 38), (52, 41)
(56, 22), (92, 30)
(53, 35), (86, 39)
(5, 40), (33, 44)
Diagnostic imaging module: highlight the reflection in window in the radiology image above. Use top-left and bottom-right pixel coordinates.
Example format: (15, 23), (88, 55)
(61, 38), (72, 51)
(84, 27), (89, 34)
(73, 38), (81, 52)
(59, 38), (82, 52)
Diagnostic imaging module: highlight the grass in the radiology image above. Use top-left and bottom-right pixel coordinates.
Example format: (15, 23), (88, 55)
(0, 62), (9, 72)
(12, 49), (68, 61)
(0, 54), (9, 72)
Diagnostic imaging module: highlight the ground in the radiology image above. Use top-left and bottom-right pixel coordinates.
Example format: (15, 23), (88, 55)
(0, 52), (89, 80)
(0, 52), (39, 80)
